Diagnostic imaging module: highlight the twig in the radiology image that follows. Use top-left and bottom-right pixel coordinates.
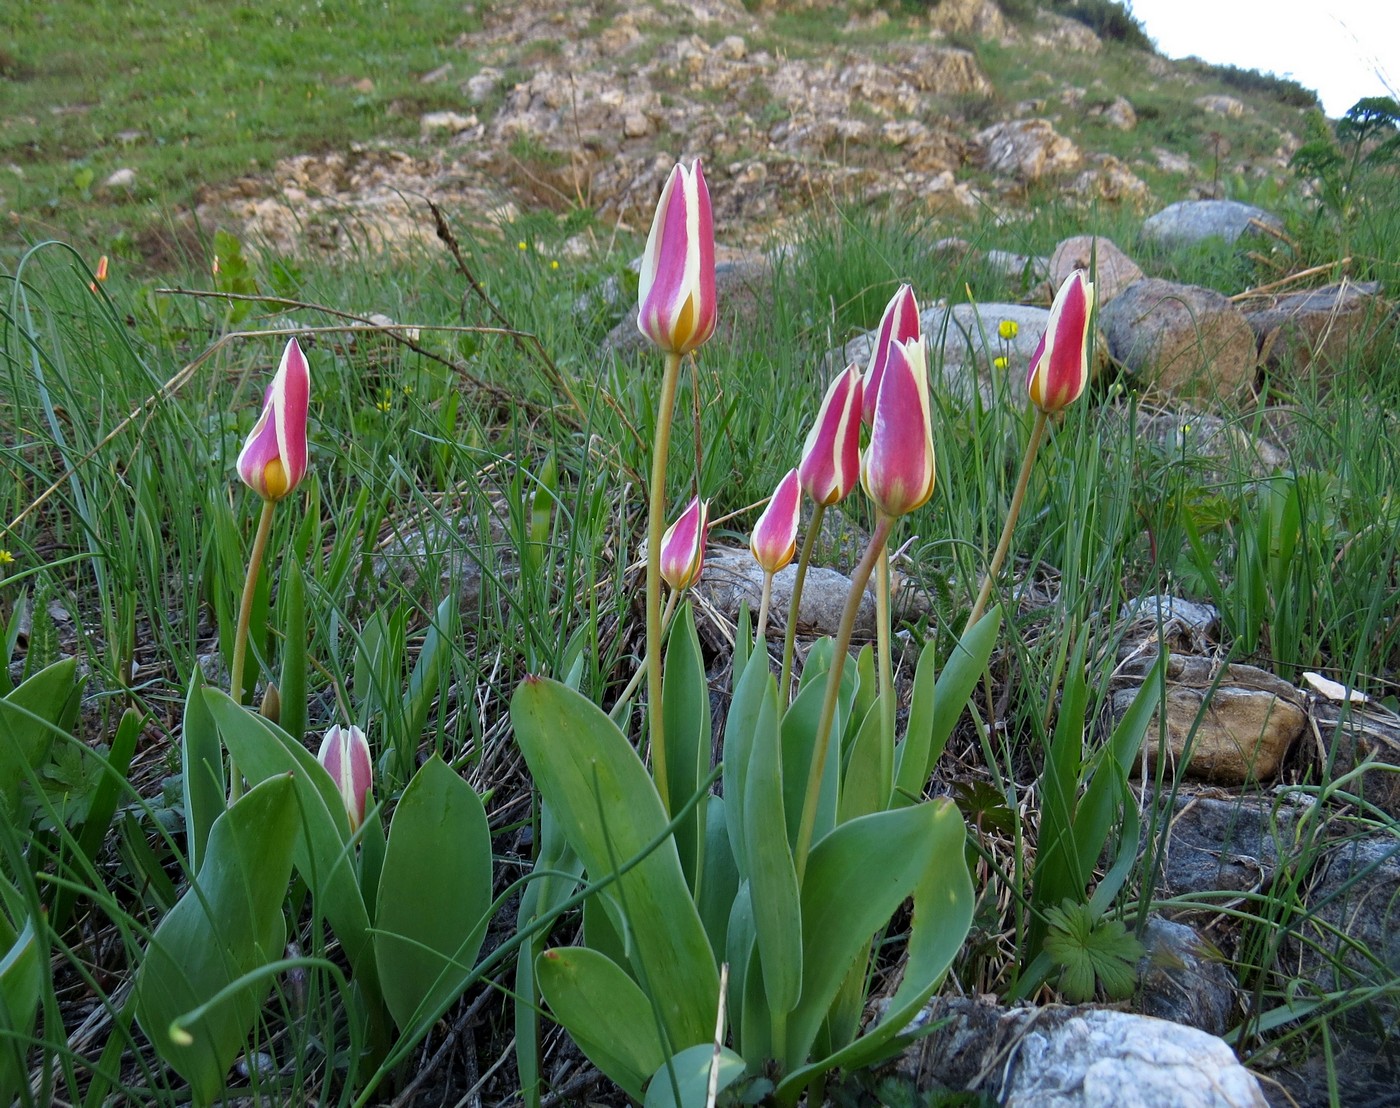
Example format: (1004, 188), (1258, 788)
(537, 1066), (603, 1108)
(1229, 259), (1354, 302)
(389, 978), (504, 1107)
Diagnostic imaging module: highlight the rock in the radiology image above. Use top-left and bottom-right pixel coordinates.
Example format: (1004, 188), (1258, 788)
(370, 512), (508, 613)
(715, 34), (747, 60)
(1117, 593), (1219, 656)
(1241, 280), (1392, 372)
(1089, 95), (1137, 130)
(466, 67), (502, 103)
(1194, 94), (1246, 118)
(420, 111), (480, 136)
(103, 167), (137, 189)
(622, 111), (651, 138)
(1114, 654), (1306, 784)
(1049, 236), (1143, 306)
(1100, 278), (1258, 398)
(1072, 155), (1150, 205)
(351, 77), (375, 93)
(696, 545), (877, 639)
(984, 250), (1052, 287)
(1153, 148), (1193, 175)
(895, 999), (1266, 1107)
(928, 0), (1008, 39)
(1029, 12), (1103, 53)
(419, 63), (453, 84)
(1126, 406), (1287, 479)
(1135, 916), (1237, 1036)
(973, 119), (1082, 182)
(1312, 699), (1400, 819)
(1150, 793), (1299, 896)
(1141, 199), (1284, 249)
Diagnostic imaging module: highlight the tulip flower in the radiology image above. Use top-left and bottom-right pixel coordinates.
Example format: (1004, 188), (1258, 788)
(750, 469), (802, 574)
(861, 283), (921, 426)
(861, 337), (936, 519)
(236, 338), (310, 502)
(798, 365), (863, 507)
(660, 497), (709, 591)
(318, 724), (373, 833)
(637, 161), (717, 356)
(1026, 270), (1094, 415)
(89, 255), (109, 293)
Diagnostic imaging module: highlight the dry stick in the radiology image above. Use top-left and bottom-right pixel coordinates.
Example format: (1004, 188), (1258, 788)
(647, 351), (684, 813)
(1228, 257), (1354, 302)
(964, 408), (1048, 637)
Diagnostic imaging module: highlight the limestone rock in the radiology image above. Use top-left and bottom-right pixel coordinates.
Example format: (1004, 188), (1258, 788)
(1194, 94), (1246, 118)
(697, 545), (877, 639)
(1100, 278), (1258, 398)
(1151, 794), (1298, 896)
(1141, 199), (1284, 248)
(465, 67), (502, 102)
(1113, 655), (1306, 784)
(1072, 154), (1150, 205)
(1117, 593), (1219, 655)
(103, 167), (137, 189)
(1127, 406), (1287, 479)
(1049, 236), (1143, 305)
(928, 0), (1008, 39)
(1089, 95), (1137, 130)
(420, 111), (480, 136)
(1135, 916), (1237, 1036)
(1029, 13), (1103, 53)
(1241, 280), (1392, 372)
(974, 119), (1082, 182)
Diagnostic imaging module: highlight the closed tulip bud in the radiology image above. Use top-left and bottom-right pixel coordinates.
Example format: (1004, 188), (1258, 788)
(659, 497), (709, 591)
(861, 283), (921, 426)
(798, 365), (863, 507)
(750, 469), (801, 574)
(317, 724), (372, 833)
(637, 161), (717, 356)
(1027, 270), (1094, 415)
(237, 338), (310, 501)
(861, 337), (936, 519)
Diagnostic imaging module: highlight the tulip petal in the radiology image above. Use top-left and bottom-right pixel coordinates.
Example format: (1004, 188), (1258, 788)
(862, 284), (921, 426)
(638, 162), (717, 355)
(798, 365), (863, 507)
(660, 497), (709, 591)
(236, 338), (311, 501)
(861, 338), (936, 519)
(750, 469), (802, 574)
(1027, 271), (1094, 415)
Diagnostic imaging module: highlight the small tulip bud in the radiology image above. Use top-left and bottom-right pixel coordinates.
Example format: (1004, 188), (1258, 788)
(659, 497), (709, 592)
(637, 161), (717, 356)
(317, 724), (372, 833)
(861, 284), (921, 426)
(1026, 270), (1094, 415)
(798, 365), (863, 507)
(750, 469), (801, 575)
(861, 337), (936, 519)
(236, 338), (310, 502)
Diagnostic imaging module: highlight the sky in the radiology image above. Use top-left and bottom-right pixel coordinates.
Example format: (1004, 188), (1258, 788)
(1127, 0), (1398, 118)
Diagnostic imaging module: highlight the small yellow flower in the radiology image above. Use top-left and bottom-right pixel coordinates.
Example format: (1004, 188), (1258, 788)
(993, 355), (1009, 371)
(550, 259), (560, 270)
(998, 319), (1019, 340)
(517, 241), (528, 251)
(401, 384), (414, 397)
(376, 388), (393, 413)
(0, 549), (13, 566)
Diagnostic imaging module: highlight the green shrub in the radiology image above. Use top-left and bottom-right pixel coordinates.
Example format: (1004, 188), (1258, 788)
(1188, 59), (1319, 110)
(1051, 0), (1154, 52)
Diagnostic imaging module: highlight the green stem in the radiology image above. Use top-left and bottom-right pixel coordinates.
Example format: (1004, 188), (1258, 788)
(793, 514), (894, 881)
(875, 546), (894, 742)
(646, 351), (684, 811)
(780, 501), (825, 699)
(754, 570), (774, 646)
(964, 408), (1048, 636)
(228, 497), (276, 802)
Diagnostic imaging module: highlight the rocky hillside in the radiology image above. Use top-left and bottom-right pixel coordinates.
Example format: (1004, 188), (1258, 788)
(197, 0), (1319, 259)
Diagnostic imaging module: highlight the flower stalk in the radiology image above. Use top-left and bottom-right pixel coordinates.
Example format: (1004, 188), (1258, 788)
(646, 350), (684, 809)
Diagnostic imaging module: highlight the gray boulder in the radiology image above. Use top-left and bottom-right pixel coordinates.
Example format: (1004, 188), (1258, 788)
(1243, 280), (1391, 371)
(1048, 235), (1142, 305)
(1135, 916), (1238, 1036)
(1141, 199), (1283, 249)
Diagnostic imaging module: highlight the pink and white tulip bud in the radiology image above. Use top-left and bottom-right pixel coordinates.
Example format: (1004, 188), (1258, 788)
(798, 365), (863, 507)
(236, 338), (310, 502)
(861, 283), (921, 426)
(861, 337), (936, 519)
(750, 469), (802, 575)
(1026, 270), (1094, 415)
(317, 724), (372, 833)
(659, 496), (709, 591)
(637, 161), (717, 356)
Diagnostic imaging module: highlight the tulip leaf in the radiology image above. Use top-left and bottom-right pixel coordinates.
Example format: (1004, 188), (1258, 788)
(181, 669), (225, 875)
(894, 608), (1001, 804)
(644, 1044), (747, 1108)
(781, 677), (847, 851)
(278, 559), (307, 745)
(724, 882), (755, 1053)
(696, 796), (739, 962)
(838, 696), (889, 824)
(721, 648), (769, 878)
(401, 594), (455, 769)
(374, 756), (492, 1035)
(742, 666), (802, 1022)
(780, 797), (972, 1092)
(536, 946), (667, 1101)
(134, 774), (298, 1105)
(662, 602), (710, 893)
(784, 803), (956, 1068)
(0, 914), (43, 1104)
(511, 676), (718, 1051)
(0, 657), (81, 817)
(204, 690), (373, 976)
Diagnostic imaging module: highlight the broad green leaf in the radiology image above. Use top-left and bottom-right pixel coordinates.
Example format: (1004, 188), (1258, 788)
(644, 1044), (746, 1108)
(742, 669), (801, 1020)
(838, 697), (889, 824)
(844, 645), (877, 753)
(722, 647), (771, 878)
(725, 883), (755, 1053)
(781, 798), (972, 1092)
(662, 602), (711, 893)
(0, 915), (42, 1103)
(894, 609), (1001, 803)
(205, 690), (373, 976)
(0, 658), (81, 816)
(780, 677), (845, 851)
(697, 797), (739, 961)
(537, 946), (666, 1101)
(401, 594), (456, 764)
(279, 560), (307, 745)
(374, 756), (492, 1034)
(785, 804), (952, 1068)
(511, 676), (718, 1051)
(181, 669), (225, 874)
(134, 774), (298, 1105)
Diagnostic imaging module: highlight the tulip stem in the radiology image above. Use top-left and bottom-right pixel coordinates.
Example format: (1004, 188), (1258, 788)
(228, 497), (277, 802)
(754, 571), (774, 646)
(965, 407), (1048, 636)
(646, 351), (684, 812)
(613, 590), (679, 721)
(793, 514), (893, 882)
(875, 546), (895, 744)
(779, 502), (825, 700)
